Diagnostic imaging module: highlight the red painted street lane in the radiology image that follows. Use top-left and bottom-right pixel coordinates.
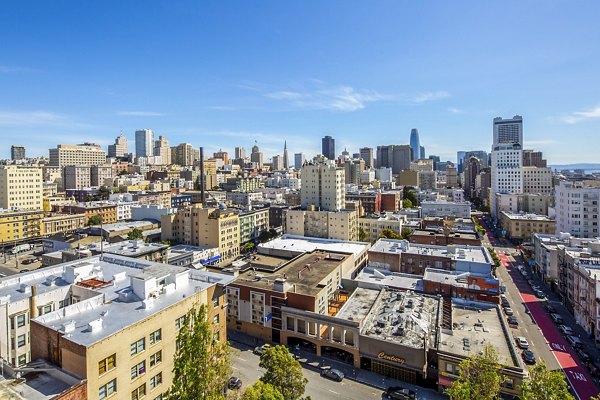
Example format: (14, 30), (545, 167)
(500, 252), (600, 400)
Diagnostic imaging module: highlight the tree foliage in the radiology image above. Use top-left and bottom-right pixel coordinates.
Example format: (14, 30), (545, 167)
(87, 214), (103, 226)
(402, 187), (419, 207)
(258, 229), (278, 243)
(167, 304), (231, 400)
(402, 198), (413, 209)
(241, 242), (255, 253)
(85, 194), (95, 203)
(446, 345), (504, 400)
(97, 185), (112, 200)
(127, 228), (144, 241)
(242, 381), (284, 400)
(400, 227), (412, 240)
(358, 227), (367, 242)
(518, 362), (574, 400)
(379, 228), (402, 240)
(259, 345), (308, 400)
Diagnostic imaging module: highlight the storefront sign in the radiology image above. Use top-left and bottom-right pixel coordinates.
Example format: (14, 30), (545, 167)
(377, 351), (406, 365)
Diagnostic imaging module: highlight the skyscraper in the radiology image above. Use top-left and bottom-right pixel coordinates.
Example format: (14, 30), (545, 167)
(10, 145), (25, 161)
(493, 115), (523, 147)
(409, 129), (420, 161)
(419, 146), (425, 160)
(250, 144), (263, 167)
(294, 153), (305, 169)
(272, 155), (283, 171)
(154, 135), (171, 164)
(376, 145), (412, 173)
(456, 151), (466, 173)
(359, 147), (374, 168)
(234, 147), (246, 159)
(300, 161), (345, 211)
(283, 141), (289, 169)
(108, 134), (128, 158)
(135, 129), (154, 157)
(322, 135), (335, 160)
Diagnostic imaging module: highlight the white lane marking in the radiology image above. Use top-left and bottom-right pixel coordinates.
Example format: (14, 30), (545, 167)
(238, 357), (247, 362)
(328, 390), (339, 395)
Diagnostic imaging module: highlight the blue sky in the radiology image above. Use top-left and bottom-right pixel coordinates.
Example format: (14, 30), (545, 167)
(1, 1), (599, 164)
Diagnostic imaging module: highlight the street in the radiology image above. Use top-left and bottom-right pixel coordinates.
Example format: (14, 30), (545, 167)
(478, 215), (600, 400)
(229, 340), (445, 400)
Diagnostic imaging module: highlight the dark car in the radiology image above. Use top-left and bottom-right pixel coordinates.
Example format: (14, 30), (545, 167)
(587, 362), (600, 378)
(534, 290), (546, 299)
(507, 315), (518, 326)
(227, 377), (242, 390)
(21, 258), (37, 265)
(521, 350), (536, 365)
(320, 368), (344, 382)
(384, 386), (417, 400)
(545, 303), (557, 313)
(575, 347), (591, 363)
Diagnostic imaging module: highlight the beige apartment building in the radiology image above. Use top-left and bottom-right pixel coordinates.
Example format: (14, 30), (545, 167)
(49, 144), (107, 167)
(500, 211), (556, 241)
(41, 212), (87, 236)
(0, 165), (43, 210)
(162, 204), (240, 264)
(284, 208), (358, 241)
(19, 255), (234, 400)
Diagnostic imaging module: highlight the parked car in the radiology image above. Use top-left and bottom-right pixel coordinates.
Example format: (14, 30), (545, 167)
(21, 257), (38, 265)
(527, 279), (535, 287)
(253, 344), (271, 355)
(320, 368), (344, 382)
(501, 298), (510, 308)
(534, 290), (546, 299)
(575, 347), (591, 363)
(550, 313), (564, 324)
(384, 386), (417, 400)
(559, 325), (573, 336)
(545, 303), (557, 313)
(504, 307), (514, 316)
(587, 362), (600, 378)
(227, 377), (242, 390)
(515, 336), (529, 349)
(567, 335), (583, 349)
(507, 315), (519, 326)
(521, 350), (536, 365)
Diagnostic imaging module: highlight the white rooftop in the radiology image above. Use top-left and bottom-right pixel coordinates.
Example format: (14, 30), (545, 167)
(89, 240), (167, 256)
(258, 234), (370, 256)
(501, 211), (554, 221)
(369, 239), (491, 265)
(354, 266), (423, 291)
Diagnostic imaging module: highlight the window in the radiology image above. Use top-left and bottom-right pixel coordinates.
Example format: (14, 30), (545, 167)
(17, 354), (26, 366)
(99, 379), (117, 400)
(150, 372), (162, 390)
(12, 313), (26, 329)
(149, 329), (161, 345)
(213, 314), (219, 324)
(131, 361), (146, 380)
(153, 395), (163, 400)
(17, 334), (26, 348)
(131, 383), (146, 400)
(38, 304), (53, 315)
(212, 296), (219, 307)
(130, 338), (145, 356)
(150, 350), (162, 367)
(99, 354), (116, 375)
(446, 363), (454, 373)
(175, 315), (185, 330)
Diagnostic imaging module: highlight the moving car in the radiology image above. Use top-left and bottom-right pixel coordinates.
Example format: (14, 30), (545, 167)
(515, 336), (529, 349)
(521, 350), (536, 365)
(503, 307), (514, 316)
(507, 315), (518, 326)
(227, 377), (242, 390)
(253, 344), (271, 355)
(384, 386), (417, 400)
(320, 368), (344, 382)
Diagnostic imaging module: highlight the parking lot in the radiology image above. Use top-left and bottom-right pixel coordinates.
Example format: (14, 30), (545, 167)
(0, 244), (44, 276)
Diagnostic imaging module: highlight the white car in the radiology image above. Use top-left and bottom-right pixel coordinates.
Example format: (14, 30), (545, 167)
(515, 336), (529, 349)
(559, 325), (573, 336)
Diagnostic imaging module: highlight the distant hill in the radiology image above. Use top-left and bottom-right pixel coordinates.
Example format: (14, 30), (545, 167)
(549, 163), (600, 171)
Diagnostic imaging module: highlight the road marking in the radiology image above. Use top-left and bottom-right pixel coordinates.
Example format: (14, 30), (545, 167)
(569, 371), (588, 382)
(328, 390), (339, 395)
(551, 342), (567, 352)
(238, 357), (247, 362)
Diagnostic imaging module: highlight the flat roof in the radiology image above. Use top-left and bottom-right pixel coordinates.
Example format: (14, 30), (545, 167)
(501, 212), (555, 221)
(335, 287), (380, 323)
(258, 234), (369, 256)
(360, 289), (440, 348)
(99, 220), (155, 233)
(354, 266), (423, 292)
(89, 240), (167, 257)
(411, 229), (478, 240)
(369, 239), (491, 265)
(28, 255), (235, 347)
(232, 250), (348, 296)
(439, 300), (520, 368)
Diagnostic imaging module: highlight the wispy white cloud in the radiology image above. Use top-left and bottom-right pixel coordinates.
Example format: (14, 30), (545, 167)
(116, 111), (166, 117)
(448, 107), (463, 114)
(410, 91), (451, 104)
(264, 85), (389, 112)
(562, 105), (600, 124)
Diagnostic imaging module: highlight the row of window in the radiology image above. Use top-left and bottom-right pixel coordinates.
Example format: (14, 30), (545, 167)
(98, 378), (163, 400)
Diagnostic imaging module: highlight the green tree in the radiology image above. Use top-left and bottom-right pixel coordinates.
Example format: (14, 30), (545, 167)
(127, 228), (144, 241)
(258, 230), (271, 243)
(87, 215), (103, 226)
(242, 381), (284, 400)
(446, 344), (504, 400)
(85, 194), (95, 202)
(167, 304), (231, 400)
(259, 345), (308, 400)
(519, 362), (574, 400)
(403, 187), (418, 207)
(379, 228), (402, 240)
(268, 228), (278, 239)
(358, 227), (367, 242)
(400, 227), (412, 240)
(118, 185), (128, 193)
(97, 185), (112, 200)
(402, 198), (413, 209)
(241, 242), (255, 253)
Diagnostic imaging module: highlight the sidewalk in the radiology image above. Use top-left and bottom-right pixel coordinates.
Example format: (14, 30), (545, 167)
(228, 330), (446, 400)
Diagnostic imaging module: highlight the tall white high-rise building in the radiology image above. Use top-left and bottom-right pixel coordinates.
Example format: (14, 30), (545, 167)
(493, 115), (523, 147)
(300, 160), (345, 211)
(555, 180), (600, 238)
(135, 129), (154, 157)
(491, 116), (524, 219)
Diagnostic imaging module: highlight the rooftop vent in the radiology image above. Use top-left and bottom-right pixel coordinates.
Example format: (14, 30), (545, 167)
(19, 284), (31, 294)
(63, 320), (76, 333)
(87, 318), (103, 333)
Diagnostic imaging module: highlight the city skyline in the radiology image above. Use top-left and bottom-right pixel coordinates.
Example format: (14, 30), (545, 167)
(1, 2), (599, 163)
